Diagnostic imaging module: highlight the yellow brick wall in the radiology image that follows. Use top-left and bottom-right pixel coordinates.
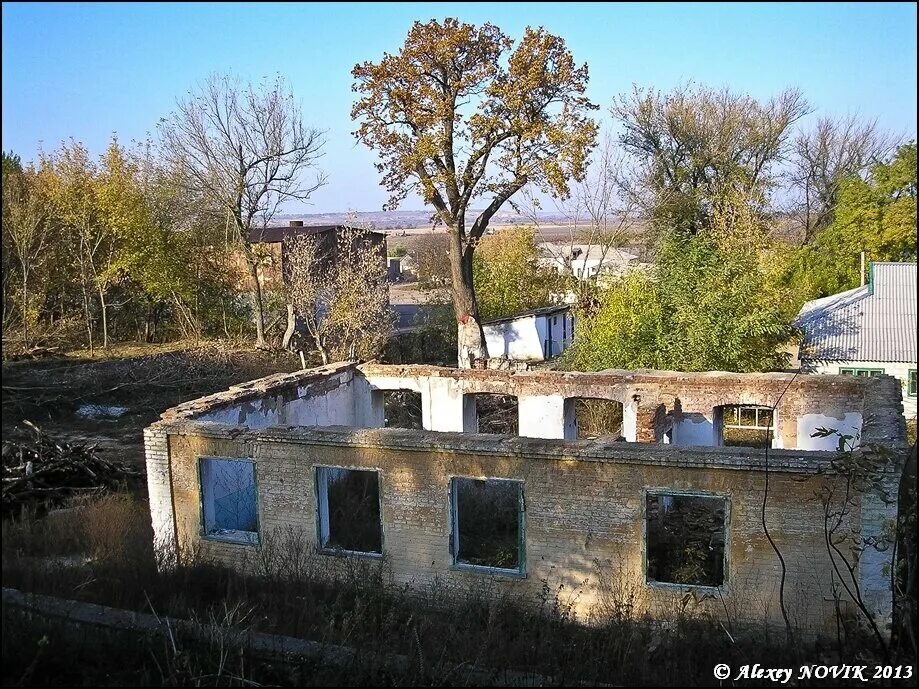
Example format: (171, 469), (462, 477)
(167, 431), (853, 634)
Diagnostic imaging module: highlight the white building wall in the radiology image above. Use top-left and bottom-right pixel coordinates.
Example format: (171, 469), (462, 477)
(196, 373), (358, 428)
(670, 413), (717, 446)
(484, 311), (574, 362)
(810, 360), (917, 419)
(542, 313), (562, 358)
(483, 316), (544, 361)
(796, 412), (864, 450)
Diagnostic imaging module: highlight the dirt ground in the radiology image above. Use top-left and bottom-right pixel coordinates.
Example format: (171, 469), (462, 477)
(1, 342), (303, 472)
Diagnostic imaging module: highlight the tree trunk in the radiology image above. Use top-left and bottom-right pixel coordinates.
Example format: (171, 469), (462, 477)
(98, 286), (109, 349)
(243, 242), (268, 349)
(449, 232), (487, 368)
(282, 303), (297, 350)
(81, 283), (94, 357)
(144, 303), (152, 342)
(20, 271), (28, 346)
(317, 340), (330, 365)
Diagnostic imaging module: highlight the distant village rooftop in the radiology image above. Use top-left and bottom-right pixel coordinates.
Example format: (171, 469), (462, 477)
(248, 221), (385, 244)
(797, 261), (917, 364)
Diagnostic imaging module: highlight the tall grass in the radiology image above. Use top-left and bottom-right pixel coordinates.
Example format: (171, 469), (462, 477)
(1, 492), (907, 686)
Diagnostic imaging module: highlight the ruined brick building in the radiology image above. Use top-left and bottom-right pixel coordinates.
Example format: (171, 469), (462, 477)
(145, 363), (908, 635)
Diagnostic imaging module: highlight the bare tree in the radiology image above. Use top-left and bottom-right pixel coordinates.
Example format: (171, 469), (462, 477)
(789, 115), (898, 244)
(284, 226), (395, 364)
(411, 232), (452, 292)
(160, 73), (326, 349)
(612, 83), (810, 236)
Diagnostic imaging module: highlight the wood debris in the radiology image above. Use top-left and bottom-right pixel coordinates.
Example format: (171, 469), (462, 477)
(2, 420), (141, 514)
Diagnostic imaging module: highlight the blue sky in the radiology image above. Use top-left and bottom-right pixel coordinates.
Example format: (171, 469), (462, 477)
(3, 2), (916, 213)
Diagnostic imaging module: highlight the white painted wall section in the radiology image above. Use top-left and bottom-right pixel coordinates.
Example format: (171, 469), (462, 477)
(796, 412), (863, 450)
(484, 316), (544, 361)
(518, 394), (567, 439)
(424, 377), (468, 432)
(671, 413), (717, 447)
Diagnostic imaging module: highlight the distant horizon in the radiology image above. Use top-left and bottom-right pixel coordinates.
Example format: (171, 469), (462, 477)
(3, 2), (916, 213)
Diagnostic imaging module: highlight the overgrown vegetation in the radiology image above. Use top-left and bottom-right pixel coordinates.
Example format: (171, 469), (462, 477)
(2, 492), (908, 686)
(646, 494), (726, 588)
(472, 394), (519, 435)
(572, 398), (624, 439)
(382, 390), (423, 429)
(566, 193), (799, 372)
(284, 226), (395, 364)
(779, 142), (917, 301)
(472, 227), (567, 322)
(2, 144), (241, 357)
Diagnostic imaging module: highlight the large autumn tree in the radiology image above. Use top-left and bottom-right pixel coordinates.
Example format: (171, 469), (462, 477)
(352, 19), (598, 367)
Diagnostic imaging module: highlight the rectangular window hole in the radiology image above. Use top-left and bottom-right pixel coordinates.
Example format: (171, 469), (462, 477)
(571, 398), (624, 440)
(718, 404), (774, 447)
(317, 467), (382, 554)
(199, 457), (259, 544)
(470, 394), (518, 435)
(451, 477), (523, 572)
(646, 493), (726, 587)
(383, 390), (423, 429)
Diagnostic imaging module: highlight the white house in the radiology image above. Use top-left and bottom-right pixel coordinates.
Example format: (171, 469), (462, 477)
(483, 305), (574, 362)
(538, 243), (639, 282)
(796, 262), (917, 418)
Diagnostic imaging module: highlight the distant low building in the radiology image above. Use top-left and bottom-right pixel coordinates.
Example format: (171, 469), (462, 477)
(483, 304), (574, 362)
(538, 243), (639, 281)
(387, 256), (404, 282)
(227, 221), (387, 295)
(796, 261), (917, 418)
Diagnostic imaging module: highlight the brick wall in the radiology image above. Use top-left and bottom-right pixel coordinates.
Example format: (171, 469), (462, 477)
(157, 423), (879, 635)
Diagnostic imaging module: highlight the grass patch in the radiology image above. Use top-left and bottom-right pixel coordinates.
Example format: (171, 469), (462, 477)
(2, 491), (908, 686)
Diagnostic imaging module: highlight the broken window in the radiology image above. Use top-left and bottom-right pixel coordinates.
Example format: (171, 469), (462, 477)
(199, 457), (259, 544)
(646, 493), (726, 587)
(718, 404), (774, 447)
(468, 394), (518, 435)
(451, 477), (523, 572)
(316, 467), (382, 554)
(383, 390), (423, 429)
(568, 398), (624, 440)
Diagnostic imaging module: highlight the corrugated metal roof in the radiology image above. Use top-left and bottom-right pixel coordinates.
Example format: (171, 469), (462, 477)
(796, 262), (917, 364)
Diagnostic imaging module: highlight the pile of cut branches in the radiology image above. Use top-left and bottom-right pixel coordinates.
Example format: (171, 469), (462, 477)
(1, 421), (141, 515)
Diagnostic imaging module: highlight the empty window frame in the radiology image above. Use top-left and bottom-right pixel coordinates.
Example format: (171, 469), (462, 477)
(908, 370), (917, 397)
(450, 477), (524, 574)
(719, 404), (774, 447)
(316, 467), (383, 555)
(468, 393), (519, 435)
(198, 457), (259, 544)
(568, 398), (624, 440)
(645, 492), (727, 588)
(383, 389), (423, 429)
(839, 367), (885, 377)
